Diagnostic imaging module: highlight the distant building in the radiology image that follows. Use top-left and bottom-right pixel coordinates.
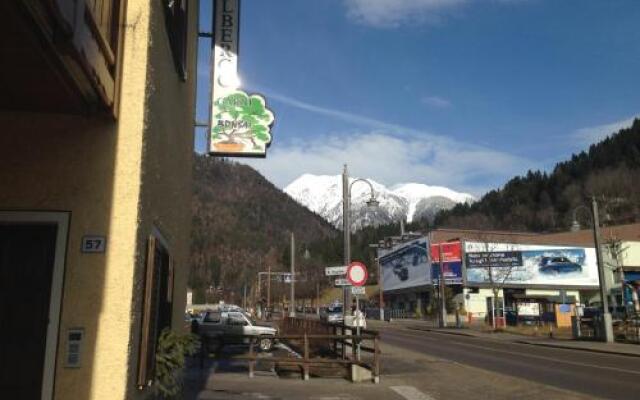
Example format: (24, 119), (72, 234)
(0, 1), (196, 399)
(378, 224), (640, 324)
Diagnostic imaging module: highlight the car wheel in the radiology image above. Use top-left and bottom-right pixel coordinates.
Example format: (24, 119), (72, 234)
(259, 336), (273, 352)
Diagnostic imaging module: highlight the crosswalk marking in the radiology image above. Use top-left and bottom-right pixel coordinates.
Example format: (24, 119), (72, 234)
(390, 386), (436, 400)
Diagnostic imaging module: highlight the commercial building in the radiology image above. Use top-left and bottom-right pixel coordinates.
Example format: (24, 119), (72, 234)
(379, 224), (640, 325)
(0, 1), (196, 399)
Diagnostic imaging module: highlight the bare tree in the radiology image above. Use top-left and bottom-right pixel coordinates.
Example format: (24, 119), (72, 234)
(467, 236), (519, 330)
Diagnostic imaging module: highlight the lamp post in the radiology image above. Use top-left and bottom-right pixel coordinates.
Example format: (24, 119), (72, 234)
(571, 197), (614, 343)
(290, 232), (296, 318)
(342, 164), (379, 317)
(368, 245), (385, 321)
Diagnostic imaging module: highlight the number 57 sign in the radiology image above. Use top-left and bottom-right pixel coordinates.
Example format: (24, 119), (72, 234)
(81, 236), (106, 253)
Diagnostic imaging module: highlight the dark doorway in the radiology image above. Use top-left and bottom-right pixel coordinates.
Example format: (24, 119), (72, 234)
(0, 224), (58, 399)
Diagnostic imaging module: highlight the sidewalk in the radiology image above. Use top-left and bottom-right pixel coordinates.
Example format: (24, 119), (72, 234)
(183, 334), (596, 400)
(369, 318), (640, 358)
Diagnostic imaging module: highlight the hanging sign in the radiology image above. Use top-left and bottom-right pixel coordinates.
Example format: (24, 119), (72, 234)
(209, 0), (274, 156)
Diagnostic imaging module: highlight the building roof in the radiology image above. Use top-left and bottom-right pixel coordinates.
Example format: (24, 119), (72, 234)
(429, 223), (640, 247)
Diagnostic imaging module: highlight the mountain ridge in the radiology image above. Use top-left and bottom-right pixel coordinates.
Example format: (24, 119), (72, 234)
(284, 174), (475, 229)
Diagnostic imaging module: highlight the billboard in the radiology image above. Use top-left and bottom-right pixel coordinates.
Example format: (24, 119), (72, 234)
(464, 241), (599, 287)
(379, 238), (430, 292)
(431, 242), (463, 284)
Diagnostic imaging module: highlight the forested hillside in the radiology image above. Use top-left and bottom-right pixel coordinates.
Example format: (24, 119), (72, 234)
(190, 156), (337, 304)
(434, 119), (640, 231)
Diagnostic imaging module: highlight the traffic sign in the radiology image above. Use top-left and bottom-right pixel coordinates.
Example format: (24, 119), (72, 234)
(325, 265), (348, 276)
(334, 278), (351, 286)
(347, 261), (368, 287)
(351, 286), (366, 295)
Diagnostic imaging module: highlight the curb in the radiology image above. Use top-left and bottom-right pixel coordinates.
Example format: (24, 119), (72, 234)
(514, 340), (640, 358)
(407, 327), (478, 338)
(406, 326), (640, 358)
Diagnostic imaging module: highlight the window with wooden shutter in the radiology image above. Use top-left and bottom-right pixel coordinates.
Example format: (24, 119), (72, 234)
(137, 235), (175, 389)
(163, 0), (189, 80)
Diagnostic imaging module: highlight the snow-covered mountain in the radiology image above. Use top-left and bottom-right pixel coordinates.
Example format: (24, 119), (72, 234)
(284, 174), (475, 230)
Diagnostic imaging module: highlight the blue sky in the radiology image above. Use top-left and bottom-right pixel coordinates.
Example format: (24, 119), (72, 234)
(195, 0), (640, 196)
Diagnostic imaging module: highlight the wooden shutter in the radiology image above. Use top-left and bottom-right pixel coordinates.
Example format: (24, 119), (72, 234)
(137, 236), (158, 388)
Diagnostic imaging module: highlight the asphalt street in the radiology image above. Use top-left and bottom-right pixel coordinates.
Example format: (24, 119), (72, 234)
(380, 327), (640, 400)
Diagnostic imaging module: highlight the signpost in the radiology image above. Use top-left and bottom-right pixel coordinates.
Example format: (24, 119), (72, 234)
(347, 261), (368, 287)
(334, 278), (351, 287)
(351, 286), (365, 295)
(346, 262), (369, 361)
(325, 266), (348, 276)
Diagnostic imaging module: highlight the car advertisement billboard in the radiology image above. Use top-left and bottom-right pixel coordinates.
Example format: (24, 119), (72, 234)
(431, 242), (463, 284)
(464, 241), (599, 287)
(379, 238), (430, 292)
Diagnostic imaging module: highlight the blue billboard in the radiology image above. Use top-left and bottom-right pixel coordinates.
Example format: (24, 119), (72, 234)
(379, 238), (430, 292)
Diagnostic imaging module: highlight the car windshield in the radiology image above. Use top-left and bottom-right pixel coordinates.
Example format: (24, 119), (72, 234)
(329, 306), (342, 313)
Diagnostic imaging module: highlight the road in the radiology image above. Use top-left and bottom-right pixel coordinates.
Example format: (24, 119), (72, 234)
(380, 326), (640, 400)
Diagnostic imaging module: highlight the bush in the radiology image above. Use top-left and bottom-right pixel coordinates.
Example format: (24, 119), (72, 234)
(154, 328), (200, 399)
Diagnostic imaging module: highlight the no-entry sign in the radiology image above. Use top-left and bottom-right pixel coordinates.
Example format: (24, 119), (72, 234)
(347, 261), (368, 287)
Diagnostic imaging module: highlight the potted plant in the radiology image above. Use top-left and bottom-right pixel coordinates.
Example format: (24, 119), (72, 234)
(153, 328), (199, 399)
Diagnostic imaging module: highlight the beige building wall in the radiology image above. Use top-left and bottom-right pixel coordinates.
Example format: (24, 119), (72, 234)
(0, 1), (197, 399)
(621, 241), (640, 267)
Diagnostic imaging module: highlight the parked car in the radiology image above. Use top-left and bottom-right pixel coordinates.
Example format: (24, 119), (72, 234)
(538, 256), (582, 274)
(196, 310), (277, 351)
(320, 305), (344, 324)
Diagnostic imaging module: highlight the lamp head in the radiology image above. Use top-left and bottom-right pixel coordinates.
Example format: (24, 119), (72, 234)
(366, 197), (379, 208)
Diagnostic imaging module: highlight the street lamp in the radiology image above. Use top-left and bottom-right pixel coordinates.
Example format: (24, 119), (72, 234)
(571, 197), (614, 343)
(369, 243), (385, 321)
(342, 164), (378, 317)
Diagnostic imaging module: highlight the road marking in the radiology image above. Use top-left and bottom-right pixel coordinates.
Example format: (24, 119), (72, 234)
(390, 386), (436, 400)
(385, 329), (640, 376)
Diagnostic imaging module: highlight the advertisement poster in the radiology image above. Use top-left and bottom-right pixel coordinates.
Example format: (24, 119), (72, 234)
(379, 238), (430, 292)
(431, 242), (463, 284)
(464, 242), (599, 287)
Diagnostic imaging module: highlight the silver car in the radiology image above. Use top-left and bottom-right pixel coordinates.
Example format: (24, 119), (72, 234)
(197, 311), (277, 351)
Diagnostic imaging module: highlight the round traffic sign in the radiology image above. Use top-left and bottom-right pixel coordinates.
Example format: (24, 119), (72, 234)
(347, 261), (368, 287)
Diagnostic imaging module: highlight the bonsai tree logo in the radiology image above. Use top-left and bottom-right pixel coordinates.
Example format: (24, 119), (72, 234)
(211, 91), (274, 155)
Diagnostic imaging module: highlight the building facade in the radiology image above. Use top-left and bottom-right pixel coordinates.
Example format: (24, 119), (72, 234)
(0, 1), (197, 399)
(379, 225), (640, 324)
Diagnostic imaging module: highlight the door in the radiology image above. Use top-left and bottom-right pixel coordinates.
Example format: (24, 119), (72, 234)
(0, 224), (58, 399)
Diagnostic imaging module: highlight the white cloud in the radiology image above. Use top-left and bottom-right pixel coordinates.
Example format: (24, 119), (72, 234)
(421, 95), (452, 108)
(573, 116), (638, 146)
(241, 92), (531, 197)
(344, 0), (469, 28)
(343, 0), (529, 28)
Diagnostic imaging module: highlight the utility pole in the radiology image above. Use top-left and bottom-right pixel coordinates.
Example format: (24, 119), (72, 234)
(316, 282), (320, 316)
(378, 257), (384, 321)
(438, 243), (448, 327)
(267, 264), (271, 314)
(243, 283), (247, 310)
(290, 232), (296, 318)
(343, 164), (351, 317)
(592, 197), (614, 343)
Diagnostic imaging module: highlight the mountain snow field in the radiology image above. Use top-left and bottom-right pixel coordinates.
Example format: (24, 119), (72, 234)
(284, 174), (475, 229)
